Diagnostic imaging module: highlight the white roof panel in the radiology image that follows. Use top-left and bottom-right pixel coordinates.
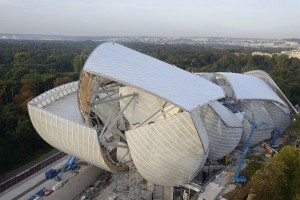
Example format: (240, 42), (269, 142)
(218, 72), (286, 105)
(28, 81), (86, 126)
(83, 42), (224, 112)
(126, 112), (206, 186)
(209, 101), (243, 128)
(43, 92), (85, 125)
(244, 70), (297, 114)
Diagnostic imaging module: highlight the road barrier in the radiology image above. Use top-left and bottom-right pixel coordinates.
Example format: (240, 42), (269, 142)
(0, 151), (66, 193)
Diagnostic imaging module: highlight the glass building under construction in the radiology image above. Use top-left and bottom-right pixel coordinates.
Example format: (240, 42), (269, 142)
(28, 42), (296, 187)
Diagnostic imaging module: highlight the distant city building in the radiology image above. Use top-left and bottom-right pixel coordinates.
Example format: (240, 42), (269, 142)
(1, 34), (299, 50)
(252, 52), (273, 57)
(281, 50), (300, 59)
(284, 41), (298, 47)
(251, 50), (300, 60)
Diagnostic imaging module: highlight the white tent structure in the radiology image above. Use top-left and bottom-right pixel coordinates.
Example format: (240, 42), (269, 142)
(76, 42), (226, 186)
(28, 42), (295, 188)
(244, 70), (295, 132)
(29, 42), (226, 186)
(195, 72), (293, 146)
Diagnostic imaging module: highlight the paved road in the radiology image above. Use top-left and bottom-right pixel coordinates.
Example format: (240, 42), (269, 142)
(0, 156), (69, 200)
(0, 149), (59, 184)
(0, 149), (66, 193)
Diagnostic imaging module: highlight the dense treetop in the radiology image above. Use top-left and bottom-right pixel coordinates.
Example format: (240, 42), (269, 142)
(250, 146), (300, 200)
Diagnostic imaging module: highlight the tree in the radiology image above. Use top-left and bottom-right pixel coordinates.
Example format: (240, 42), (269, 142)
(242, 56), (260, 72)
(73, 55), (87, 73)
(0, 103), (20, 136)
(273, 54), (289, 68)
(34, 53), (46, 64)
(13, 52), (29, 63)
(14, 79), (37, 111)
(53, 76), (73, 87)
(290, 115), (300, 145)
(249, 146), (300, 200)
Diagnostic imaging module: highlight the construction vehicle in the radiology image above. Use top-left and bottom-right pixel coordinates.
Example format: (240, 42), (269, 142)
(44, 188), (53, 196)
(62, 156), (78, 171)
(28, 187), (53, 200)
(45, 169), (57, 180)
(233, 124), (280, 182)
(56, 156), (78, 181)
(45, 156), (78, 181)
(261, 142), (278, 156)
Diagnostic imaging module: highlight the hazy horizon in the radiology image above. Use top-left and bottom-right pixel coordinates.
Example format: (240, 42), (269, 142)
(1, 32), (299, 40)
(0, 0), (299, 39)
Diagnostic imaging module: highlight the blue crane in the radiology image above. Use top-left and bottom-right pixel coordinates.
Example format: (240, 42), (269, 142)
(223, 101), (283, 183)
(56, 156), (78, 181)
(233, 121), (256, 183)
(45, 156), (78, 181)
(222, 101), (257, 183)
(269, 127), (281, 147)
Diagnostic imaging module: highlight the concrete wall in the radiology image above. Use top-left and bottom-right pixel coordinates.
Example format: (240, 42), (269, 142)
(46, 165), (102, 200)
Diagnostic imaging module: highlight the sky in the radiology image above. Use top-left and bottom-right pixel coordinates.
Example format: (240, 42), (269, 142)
(0, 0), (299, 39)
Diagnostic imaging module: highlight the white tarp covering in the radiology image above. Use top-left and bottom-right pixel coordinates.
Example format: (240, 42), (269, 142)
(29, 104), (111, 171)
(126, 112), (207, 186)
(28, 82), (127, 172)
(238, 100), (273, 145)
(209, 101), (243, 128)
(262, 101), (291, 133)
(83, 42), (224, 112)
(190, 109), (210, 153)
(197, 104), (242, 160)
(251, 101), (274, 129)
(217, 73), (286, 105)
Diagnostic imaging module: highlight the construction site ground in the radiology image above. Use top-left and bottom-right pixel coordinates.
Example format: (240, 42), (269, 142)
(198, 136), (288, 200)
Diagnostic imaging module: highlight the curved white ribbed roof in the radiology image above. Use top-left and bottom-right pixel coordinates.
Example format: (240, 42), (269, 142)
(83, 42), (224, 112)
(217, 72), (286, 106)
(244, 70), (297, 114)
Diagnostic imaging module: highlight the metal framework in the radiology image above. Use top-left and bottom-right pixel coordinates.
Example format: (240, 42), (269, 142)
(76, 71), (209, 185)
(82, 76), (134, 166)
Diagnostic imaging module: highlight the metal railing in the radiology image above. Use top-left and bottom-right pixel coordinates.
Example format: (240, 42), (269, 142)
(0, 151), (66, 193)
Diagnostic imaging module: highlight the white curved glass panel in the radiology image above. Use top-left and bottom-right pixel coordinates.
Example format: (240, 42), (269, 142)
(126, 112), (207, 186)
